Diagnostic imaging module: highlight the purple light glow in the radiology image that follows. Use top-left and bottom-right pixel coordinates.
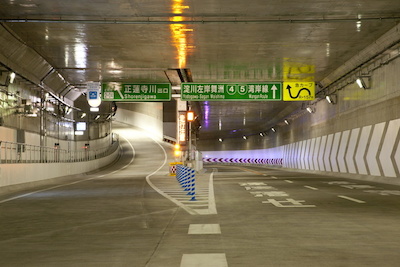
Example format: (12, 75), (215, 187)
(203, 102), (210, 128)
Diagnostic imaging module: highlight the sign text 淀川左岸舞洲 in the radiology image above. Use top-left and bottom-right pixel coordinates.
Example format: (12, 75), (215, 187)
(181, 83), (282, 101)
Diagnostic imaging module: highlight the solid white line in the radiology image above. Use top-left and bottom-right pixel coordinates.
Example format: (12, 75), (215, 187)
(213, 177), (266, 181)
(144, 136), (197, 215)
(208, 172), (218, 214)
(183, 202), (208, 205)
(338, 195), (366, 203)
(0, 139), (134, 204)
(304, 186), (318, 190)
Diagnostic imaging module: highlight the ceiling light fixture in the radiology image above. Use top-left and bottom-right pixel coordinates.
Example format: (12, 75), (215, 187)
(356, 76), (370, 89)
(325, 94), (337, 104)
(9, 72), (16, 84)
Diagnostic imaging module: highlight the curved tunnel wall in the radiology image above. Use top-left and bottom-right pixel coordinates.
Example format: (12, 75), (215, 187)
(114, 102), (164, 140)
(202, 40), (400, 185)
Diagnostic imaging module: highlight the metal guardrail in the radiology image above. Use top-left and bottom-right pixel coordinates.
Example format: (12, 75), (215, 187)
(0, 140), (119, 164)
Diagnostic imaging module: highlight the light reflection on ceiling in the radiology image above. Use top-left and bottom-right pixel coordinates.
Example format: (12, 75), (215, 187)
(74, 43), (88, 69)
(170, 0), (193, 68)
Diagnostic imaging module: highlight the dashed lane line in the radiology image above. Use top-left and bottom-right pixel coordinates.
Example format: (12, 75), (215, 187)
(304, 186), (319, 190)
(338, 195), (366, 203)
(180, 254), (228, 267)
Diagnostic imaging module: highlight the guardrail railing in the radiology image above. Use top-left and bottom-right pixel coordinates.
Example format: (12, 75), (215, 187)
(0, 140), (119, 164)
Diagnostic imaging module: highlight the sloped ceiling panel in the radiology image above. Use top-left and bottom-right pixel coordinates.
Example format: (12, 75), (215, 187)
(0, 25), (69, 97)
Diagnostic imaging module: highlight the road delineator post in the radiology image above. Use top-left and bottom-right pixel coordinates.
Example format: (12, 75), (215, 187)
(176, 165), (196, 201)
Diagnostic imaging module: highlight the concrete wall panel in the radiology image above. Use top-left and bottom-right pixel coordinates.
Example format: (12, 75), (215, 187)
(114, 103), (163, 141)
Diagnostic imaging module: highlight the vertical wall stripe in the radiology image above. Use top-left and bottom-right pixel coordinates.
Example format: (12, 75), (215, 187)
(324, 134), (334, 172)
(301, 140), (307, 169)
(355, 125), (372, 175)
(379, 119), (400, 177)
(295, 141), (300, 169)
(309, 138), (316, 170)
(285, 144), (289, 168)
(338, 130), (350, 173)
(283, 145), (288, 168)
(300, 141), (306, 169)
(291, 142), (296, 169)
(366, 122), (386, 176)
(290, 144), (294, 168)
(284, 145), (289, 167)
(304, 139), (311, 170)
(303, 140), (309, 169)
(318, 135), (327, 171)
(314, 137), (321, 171)
(291, 143), (296, 168)
(346, 128), (360, 174)
(394, 137), (400, 176)
(330, 132), (342, 172)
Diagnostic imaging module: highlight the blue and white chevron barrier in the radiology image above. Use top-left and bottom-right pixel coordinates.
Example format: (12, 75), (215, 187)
(176, 165), (196, 201)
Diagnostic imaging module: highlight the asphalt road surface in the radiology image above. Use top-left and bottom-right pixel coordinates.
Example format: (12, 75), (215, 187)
(1, 124), (400, 266)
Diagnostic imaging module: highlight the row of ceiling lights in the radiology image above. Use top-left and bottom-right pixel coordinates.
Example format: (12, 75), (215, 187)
(215, 57), (375, 142)
(1, 69), (117, 124)
(217, 86), (346, 143)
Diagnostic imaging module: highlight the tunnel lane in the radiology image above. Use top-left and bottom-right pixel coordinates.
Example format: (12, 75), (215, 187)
(1, 128), (400, 266)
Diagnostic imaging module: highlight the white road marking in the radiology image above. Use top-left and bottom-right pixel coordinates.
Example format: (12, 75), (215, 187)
(285, 180), (294, 183)
(143, 137), (197, 215)
(262, 198), (316, 208)
(188, 224), (221, 235)
(180, 253), (228, 267)
(304, 186), (318, 190)
(338, 195), (366, 203)
(213, 177), (267, 181)
(144, 135), (218, 215)
(207, 172), (218, 214)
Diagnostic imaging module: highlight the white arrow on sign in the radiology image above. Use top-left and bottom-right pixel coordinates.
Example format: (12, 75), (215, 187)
(271, 85), (278, 99)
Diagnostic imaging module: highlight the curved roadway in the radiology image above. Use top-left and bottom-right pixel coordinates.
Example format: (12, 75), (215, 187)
(1, 123), (400, 266)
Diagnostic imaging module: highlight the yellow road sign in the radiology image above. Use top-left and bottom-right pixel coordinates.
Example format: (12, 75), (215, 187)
(283, 82), (315, 101)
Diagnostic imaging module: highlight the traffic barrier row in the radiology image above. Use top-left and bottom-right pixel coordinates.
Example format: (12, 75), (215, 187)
(176, 165), (196, 201)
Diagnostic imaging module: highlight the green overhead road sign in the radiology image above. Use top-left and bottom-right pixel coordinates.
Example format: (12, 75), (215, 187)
(101, 82), (171, 101)
(181, 82), (282, 101)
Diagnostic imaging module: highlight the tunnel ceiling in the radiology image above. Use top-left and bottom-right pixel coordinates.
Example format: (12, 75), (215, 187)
(1, 0), (400, 140)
